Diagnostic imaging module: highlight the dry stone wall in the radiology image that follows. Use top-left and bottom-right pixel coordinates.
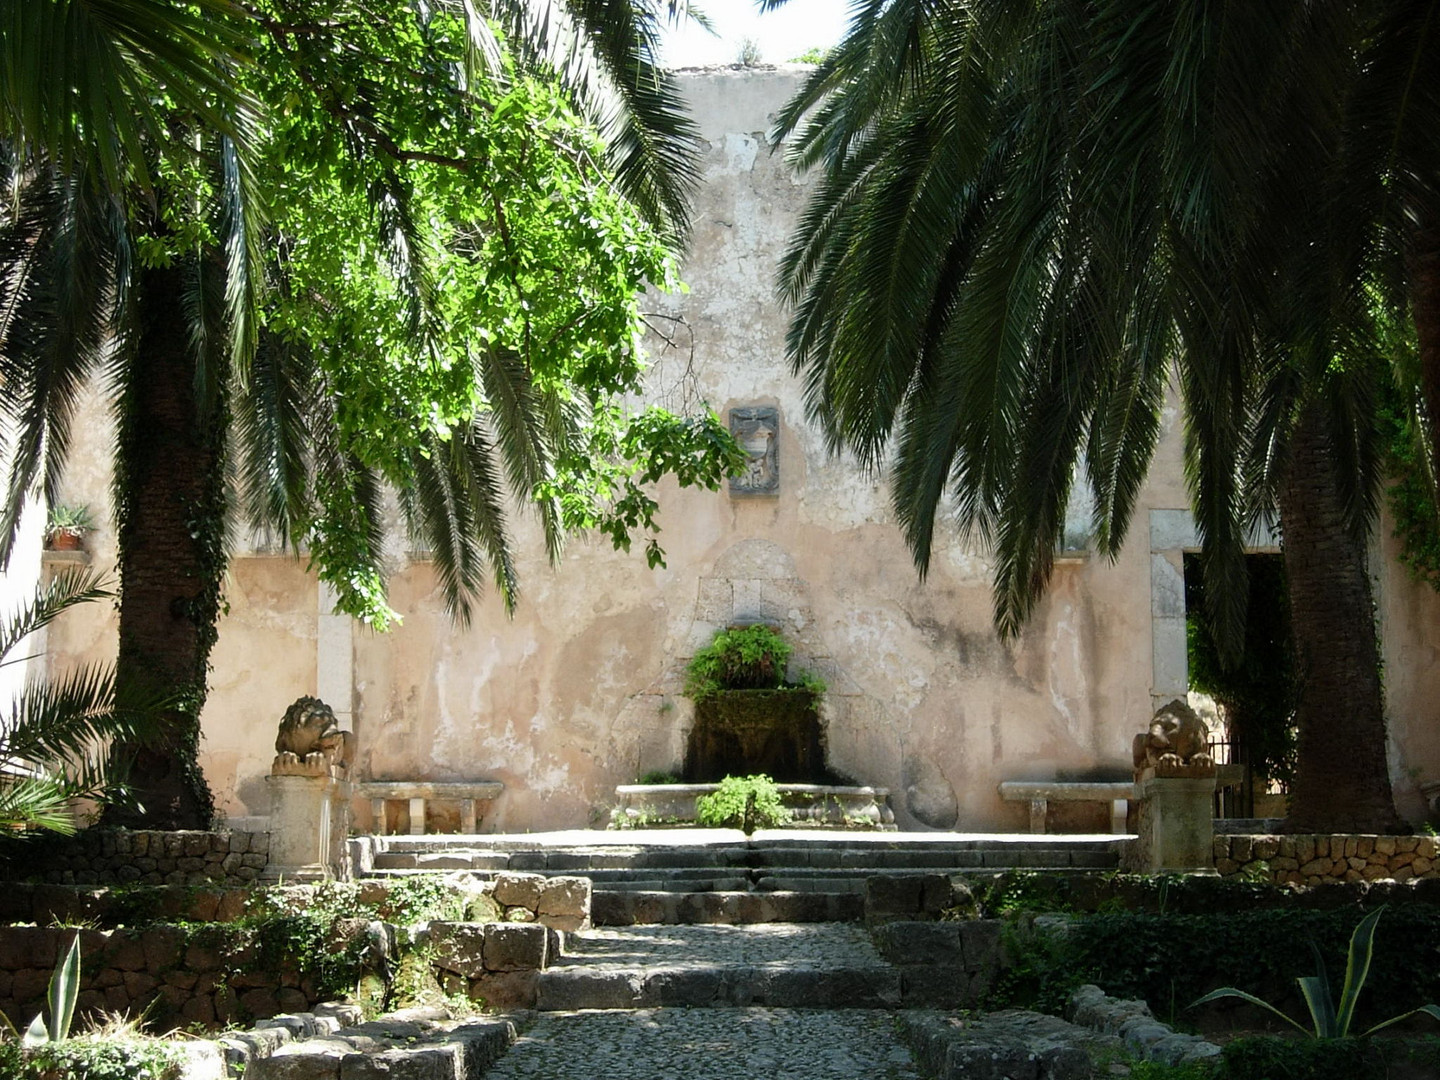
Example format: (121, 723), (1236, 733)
(0, 925), (321, 1031)
(0, 829), (268, 886)
(1213, 834), (1440, 886)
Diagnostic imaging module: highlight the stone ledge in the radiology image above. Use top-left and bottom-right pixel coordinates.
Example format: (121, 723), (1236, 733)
(1067, 984), (1222, 1066)
(898, 1009), (1118, 1080)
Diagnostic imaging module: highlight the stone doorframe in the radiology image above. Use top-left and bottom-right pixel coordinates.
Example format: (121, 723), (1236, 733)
(1148, 509), (1280, 713)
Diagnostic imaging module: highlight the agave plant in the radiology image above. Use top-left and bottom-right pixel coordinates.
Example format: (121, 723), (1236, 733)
(0, 568), (161, 834)
(1192, 907), (1440, 1037)
(21, 935), (79, 1046)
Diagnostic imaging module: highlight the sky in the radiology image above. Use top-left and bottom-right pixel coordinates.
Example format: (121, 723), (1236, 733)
(660, 0), (851, 68)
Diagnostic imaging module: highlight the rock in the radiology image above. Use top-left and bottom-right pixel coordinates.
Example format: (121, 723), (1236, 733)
(537, 877), (591, 921)
(492, 872), (546, 911)
(428, 922), (488, 980)
(469, 969), (540, 1009)
(483, 923), (549, 972)
(904, 757), (959, 829)
(900, 1009), (1107, 1080)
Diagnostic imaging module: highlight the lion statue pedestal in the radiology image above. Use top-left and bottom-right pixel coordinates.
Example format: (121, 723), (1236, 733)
(1125, 699), (1219, 874)
(264, 696), (353, 882)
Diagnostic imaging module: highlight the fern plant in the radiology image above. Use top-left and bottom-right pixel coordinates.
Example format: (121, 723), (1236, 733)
(683, 625), (804, 701)
(1191, 907), (1440, 1037)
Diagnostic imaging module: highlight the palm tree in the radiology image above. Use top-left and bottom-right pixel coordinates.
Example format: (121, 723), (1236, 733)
(772, 0), (1437, 832)
(0, 0), (714, 828)
(0, 569), (162, 834)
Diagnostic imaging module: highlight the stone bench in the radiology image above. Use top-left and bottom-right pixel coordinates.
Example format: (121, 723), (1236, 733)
(998, 781), (1133, 835)
(356, 781), (503, 835)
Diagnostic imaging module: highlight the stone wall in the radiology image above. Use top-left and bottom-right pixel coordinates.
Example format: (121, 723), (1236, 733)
(0, 830), (269, 887)
(0, 925), (320, 1030)
(1213, 834), (1440, 886)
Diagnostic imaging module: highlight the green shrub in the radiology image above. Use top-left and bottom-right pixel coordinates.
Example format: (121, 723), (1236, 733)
(636, 770), (681, 785)
(683, 626), (795, 700)
(23, 1038), (183, 1080)
(1221, 1036), (1383, 1080)
(988, 907), (1440, 1032)
(695, 774), (792, 832)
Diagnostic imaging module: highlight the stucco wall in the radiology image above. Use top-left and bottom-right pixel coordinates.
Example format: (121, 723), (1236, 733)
(344, 66), (1180, 832)
(35, 67), (1440, 832)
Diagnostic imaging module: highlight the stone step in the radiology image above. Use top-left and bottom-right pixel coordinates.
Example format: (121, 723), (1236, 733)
(590, 877), (754, 893)
(536, 924), (903, 1009)
(232, 1008), (518, 1080)
(592, 889), (863, 925)
(366, 841), (1122, 874)
(536, 963), (902, 1010)
(481, 1008), (923, 1079)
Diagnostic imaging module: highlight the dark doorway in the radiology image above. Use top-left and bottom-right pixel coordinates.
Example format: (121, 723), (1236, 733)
(1184, 552), (1299, 817)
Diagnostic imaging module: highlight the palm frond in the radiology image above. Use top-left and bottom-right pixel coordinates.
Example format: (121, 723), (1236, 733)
(0, 0), (257, 195)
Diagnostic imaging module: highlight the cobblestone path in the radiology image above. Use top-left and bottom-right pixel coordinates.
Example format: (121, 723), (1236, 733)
(486, 924), (922, 1078)
(484, 1008), (923, 1080)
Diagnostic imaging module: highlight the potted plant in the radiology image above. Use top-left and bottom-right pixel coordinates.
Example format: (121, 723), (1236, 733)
(43, 505), (93, 551)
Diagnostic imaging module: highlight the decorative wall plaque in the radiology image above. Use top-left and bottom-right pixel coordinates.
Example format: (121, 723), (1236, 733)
(729, 406), (779, 496)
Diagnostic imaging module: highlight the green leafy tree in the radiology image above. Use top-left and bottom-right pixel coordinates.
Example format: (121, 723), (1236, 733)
(770, 0), (1437, 831)
(0, 0), (736, 827)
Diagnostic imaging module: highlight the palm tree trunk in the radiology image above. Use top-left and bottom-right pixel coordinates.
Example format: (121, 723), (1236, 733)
(1414, 204), (1440, 483)
(102, 263), (226, 830)
(1279, 400), (1402, 833)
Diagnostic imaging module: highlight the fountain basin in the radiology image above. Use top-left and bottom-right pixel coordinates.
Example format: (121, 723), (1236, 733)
(613, 782), (895, 829)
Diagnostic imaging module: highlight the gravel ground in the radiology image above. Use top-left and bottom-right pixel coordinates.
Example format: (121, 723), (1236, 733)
(485, 1009), (922, 1080)
(556, 923), (884, 969)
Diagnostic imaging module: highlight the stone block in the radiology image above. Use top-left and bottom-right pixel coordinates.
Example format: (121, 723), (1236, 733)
(250, 1042), (346, 1080)
(864, 875), (923, 917)
(165, 969), (199, 990)
(483, 923), (548, 971)
(960, 920), (1004, 972)
(492, 872), (546, 911)
(469, 969), (539, 1009)
(429, 922), (488, 980)
(341, 1046), (463, 1080)
(241, 987), (282, 1019)
(122, 971), (158, 998)
(181, 994), (215, 1026)
(871, 922), (964, 965)
(899, 965), (975, 1008)
(537, 876), (591, 920)
(539, 968), (643, 1010)
(644, 968), (727, 1007)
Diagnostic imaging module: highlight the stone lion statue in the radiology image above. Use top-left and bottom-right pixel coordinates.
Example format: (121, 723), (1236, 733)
(274, 695), (353, 772)
(1133, 698), (1213, 772)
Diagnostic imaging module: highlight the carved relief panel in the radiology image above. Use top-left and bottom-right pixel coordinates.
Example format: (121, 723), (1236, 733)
(729, 406), (779, 496)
